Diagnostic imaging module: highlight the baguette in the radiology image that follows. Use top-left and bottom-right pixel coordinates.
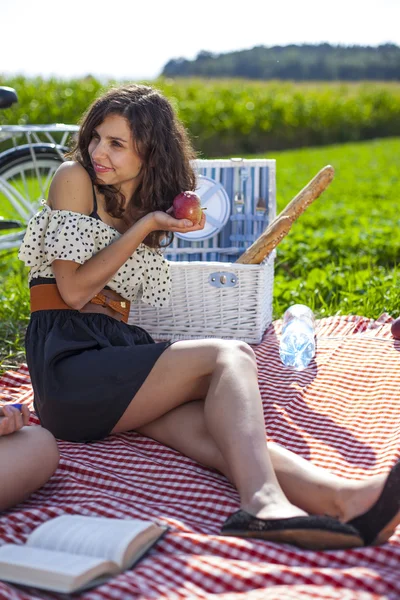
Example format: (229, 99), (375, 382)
(236, 165), (335, 264)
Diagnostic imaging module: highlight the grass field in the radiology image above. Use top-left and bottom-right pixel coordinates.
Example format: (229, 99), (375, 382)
(264, 136), (400, 317)
(2, 76), (400, 155)
(1, 136), (399, 373)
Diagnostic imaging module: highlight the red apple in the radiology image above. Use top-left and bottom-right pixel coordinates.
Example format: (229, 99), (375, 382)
(391, 318), (400, 339)
(173, 191), (202, 225)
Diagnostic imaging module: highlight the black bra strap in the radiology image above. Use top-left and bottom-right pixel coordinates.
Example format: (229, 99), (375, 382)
(92, 185), (98, 214)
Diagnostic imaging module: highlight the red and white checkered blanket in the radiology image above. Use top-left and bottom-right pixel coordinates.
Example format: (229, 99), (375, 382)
(0, 314), (399, 600)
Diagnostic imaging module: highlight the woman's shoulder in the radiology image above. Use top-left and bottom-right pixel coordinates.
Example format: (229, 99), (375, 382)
(47, 161), (93, 214)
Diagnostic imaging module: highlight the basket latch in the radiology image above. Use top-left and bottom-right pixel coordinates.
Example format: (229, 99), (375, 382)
(208, 272), (238, 288)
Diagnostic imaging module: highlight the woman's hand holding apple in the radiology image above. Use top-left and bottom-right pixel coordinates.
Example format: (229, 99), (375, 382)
(145, 191), (206, 233)
(148, 209), (206, 233)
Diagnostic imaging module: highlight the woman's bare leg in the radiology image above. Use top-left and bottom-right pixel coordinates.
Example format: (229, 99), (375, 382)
(138, 399), (385, 524)
(112, 339), (306, 520)
(0, 426), (59, 511)
(263, 441), (384, 523)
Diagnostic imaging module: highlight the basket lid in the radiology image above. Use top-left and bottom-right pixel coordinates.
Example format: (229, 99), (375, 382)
(175, 175), (231, 242)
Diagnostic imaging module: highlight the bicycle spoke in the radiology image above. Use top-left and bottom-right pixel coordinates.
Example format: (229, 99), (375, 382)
(19, 168), (31, 204)
(38, 164), (58, 198)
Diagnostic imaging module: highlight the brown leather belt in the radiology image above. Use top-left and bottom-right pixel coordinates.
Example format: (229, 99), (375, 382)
(30, 284), (130, 323)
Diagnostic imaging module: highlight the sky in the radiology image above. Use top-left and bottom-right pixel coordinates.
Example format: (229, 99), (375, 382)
(2, 0), (400, 81)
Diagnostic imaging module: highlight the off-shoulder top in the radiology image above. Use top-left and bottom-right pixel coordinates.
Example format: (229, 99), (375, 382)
(18, 202), (171, 308)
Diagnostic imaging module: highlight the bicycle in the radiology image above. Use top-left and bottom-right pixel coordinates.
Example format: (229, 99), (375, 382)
(0, 86), (78, 251)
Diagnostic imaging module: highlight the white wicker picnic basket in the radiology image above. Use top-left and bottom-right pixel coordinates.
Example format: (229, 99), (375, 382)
(129, 158), (276, 344)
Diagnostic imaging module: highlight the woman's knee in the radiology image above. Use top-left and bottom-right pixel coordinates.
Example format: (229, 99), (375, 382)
(161, 339), (256, 380)
(236, 340), (257, 362)
(20, 426), (60, 476)
(215, 339), (257, 369)
(0, 426), (59, 511)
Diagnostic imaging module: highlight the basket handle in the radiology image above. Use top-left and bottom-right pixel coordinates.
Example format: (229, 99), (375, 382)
(235, 165), (335, 265)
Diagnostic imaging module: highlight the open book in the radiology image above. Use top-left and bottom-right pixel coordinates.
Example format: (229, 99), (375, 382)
(0, 515), (167, 593)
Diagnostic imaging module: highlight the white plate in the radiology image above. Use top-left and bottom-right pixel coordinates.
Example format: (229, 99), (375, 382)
(175, 175), (231, 241)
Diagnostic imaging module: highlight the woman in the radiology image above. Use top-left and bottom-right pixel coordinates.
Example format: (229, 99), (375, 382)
(18, 84), (399, 550)
(0, 404), (59, 511)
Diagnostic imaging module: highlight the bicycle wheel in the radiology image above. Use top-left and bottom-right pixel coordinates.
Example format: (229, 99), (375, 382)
(0, 145), (64, 251)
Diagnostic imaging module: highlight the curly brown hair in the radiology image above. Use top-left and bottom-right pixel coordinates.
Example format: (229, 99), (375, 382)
(67, 84), (197, 248)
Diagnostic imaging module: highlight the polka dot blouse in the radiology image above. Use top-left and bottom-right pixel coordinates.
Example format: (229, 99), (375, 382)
(18, 204), (171, 308)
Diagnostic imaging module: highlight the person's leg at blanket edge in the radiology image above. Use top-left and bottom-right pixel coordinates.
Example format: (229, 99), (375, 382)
(0, 405), (59, 511)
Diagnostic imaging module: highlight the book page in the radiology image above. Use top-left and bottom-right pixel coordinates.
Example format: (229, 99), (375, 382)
(27, 516), (161, 567)
(0, 544), (116, 593)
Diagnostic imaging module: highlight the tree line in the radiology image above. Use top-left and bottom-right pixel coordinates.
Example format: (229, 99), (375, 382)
(162, 43), (400, 81)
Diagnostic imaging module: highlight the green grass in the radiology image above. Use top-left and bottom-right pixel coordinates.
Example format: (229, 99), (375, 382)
(1, 136), (399, 374)
(0, 254), (29, 373)
(2, 76), (400, 155)
(263, 137), (400, 317)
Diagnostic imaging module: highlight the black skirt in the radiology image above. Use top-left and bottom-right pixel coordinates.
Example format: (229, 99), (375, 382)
(25, 309), (172, 442)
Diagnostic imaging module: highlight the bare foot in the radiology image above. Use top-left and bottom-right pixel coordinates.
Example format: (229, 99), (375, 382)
(242, 485), (308, 520)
